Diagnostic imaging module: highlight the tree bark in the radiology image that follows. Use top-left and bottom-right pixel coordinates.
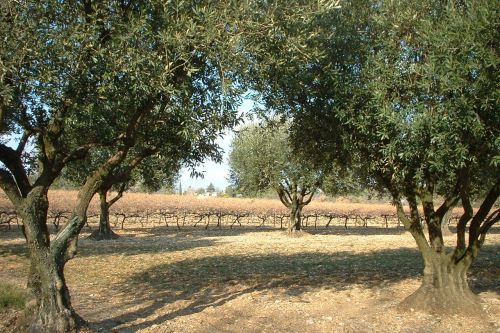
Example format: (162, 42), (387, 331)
(295, 205), (302, 231)
(287, 201), (303, 233)
(439, 208), (454, 236)
(19, 190), (80, 333)
(393, 194), (481, 314)
(88, 190), (119, 240)
(401, 252), (481, 314)
(288, 202), (298, 233)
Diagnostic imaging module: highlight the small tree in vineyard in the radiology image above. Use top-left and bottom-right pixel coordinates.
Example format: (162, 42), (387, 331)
(229, 122), (322, 233)
(64, 149), (182, 240)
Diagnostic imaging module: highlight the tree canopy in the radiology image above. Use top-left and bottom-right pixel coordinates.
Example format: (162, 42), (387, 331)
(229, 121), (322, 232)
(229, 122), (322, 197)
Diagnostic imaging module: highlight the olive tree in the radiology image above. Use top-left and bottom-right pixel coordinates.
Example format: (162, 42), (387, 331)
(62, 102), (216, 241)
(341, 0), (500, 313)
(64, 149), (181, 240)
(0, 0), (247, 331)
(229, 122), (322, 233)
(243, 0), (499, 314)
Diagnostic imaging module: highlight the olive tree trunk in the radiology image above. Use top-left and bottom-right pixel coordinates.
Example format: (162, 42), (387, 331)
(285, 188), (303, 233)
(18, 189), (80, 333)
(17, 147), (131, 332)
(393, 191), (493, 315)
(287, 202), (303, 233)
(401, 253), (480, 314)
(88, 190), (119, 240)
(278, 185), (314, 234)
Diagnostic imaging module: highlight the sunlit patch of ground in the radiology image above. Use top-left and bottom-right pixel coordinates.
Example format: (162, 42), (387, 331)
(0, 225), (499, 333)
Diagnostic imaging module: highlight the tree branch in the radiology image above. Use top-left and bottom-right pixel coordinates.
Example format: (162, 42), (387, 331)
(468, 178), (500, 251)
(394, 196), (432, 257)
(52, 147), (130, 258)
(452, 190), (473, 263)
(51, 100), (154, 259)
(302, 188), (315, 206)
(0, 143), (31, 196)
(120, 100), (156, 147)
(16, 130), (33, 154)
(435, 179), (460, 220)
(108, 182), (127, 207)
(61, 144), (95, 165)
(478, 209), (500, 246)
(277, 188), (291, 208)
(0, 168), (22, 207)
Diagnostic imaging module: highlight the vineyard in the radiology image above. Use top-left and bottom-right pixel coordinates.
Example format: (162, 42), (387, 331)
(0, 190), (468, 232)
(1, 190), (499, 333)
(1, 204), (499, 333)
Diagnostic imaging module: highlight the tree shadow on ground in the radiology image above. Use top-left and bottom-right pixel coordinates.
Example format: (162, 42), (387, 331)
(92, 243), (500, 332)
(0, 246), (28, 259)
(304, 225), (408, 236)
(119, 223), (500, 237)
(0, 231), (217, 259)
(77, 236), (216, 257)
(91, 223), (410, 239)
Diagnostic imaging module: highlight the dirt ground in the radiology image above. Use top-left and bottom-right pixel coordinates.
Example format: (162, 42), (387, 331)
(0, 225), (499, 333)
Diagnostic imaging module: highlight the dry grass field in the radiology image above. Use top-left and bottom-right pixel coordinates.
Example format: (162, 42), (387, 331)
(0, 191), (499, 333)
(0, 190), (470, 231)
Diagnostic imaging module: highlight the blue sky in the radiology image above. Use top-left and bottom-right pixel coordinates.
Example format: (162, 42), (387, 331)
(178, 131), (235, 191)
(178, 99), (253, 191)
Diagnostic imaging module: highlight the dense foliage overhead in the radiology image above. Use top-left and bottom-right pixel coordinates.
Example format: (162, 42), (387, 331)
(240, 0), (371, 168)
(1, 0), (244, 167)
(345, 1), (499, 195)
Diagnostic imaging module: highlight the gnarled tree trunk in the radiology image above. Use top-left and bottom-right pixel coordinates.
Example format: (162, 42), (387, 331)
(288, 201), (302, 233)
(23, 249), (78, 333)
(391, 184), (499, 315)
(279, 185), (314, 234)
(19, 190), (80, 333)
(401, 252), (480, 314)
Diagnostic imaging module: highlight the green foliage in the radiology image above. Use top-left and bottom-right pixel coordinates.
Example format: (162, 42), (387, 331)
(0, 0), (254, 209)
(206, 183), (216, 193)
(246, 0), (499, 202)
(229, 121), (322, 197)
(344, 0), (500, 198)
(321, 168), (368, 197)
(1, 0), (246, 164)
(245, 0), (499, 247)
(239, 0), (373, 195)
(0, 283), (25, 310)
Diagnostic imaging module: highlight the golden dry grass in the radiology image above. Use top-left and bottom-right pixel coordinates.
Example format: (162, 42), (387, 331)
(0, 189), (400, 216)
